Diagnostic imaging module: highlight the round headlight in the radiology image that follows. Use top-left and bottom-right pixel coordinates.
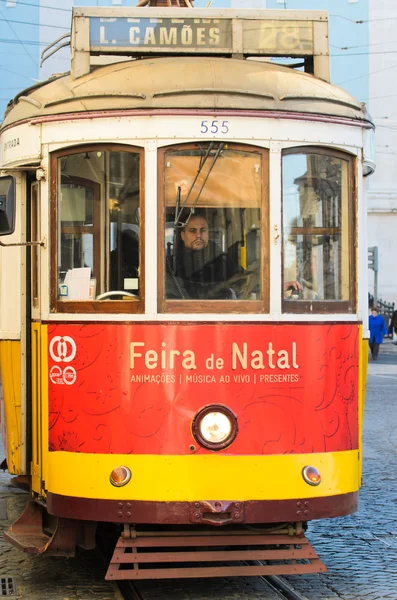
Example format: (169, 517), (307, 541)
(302, 466), (321, 486)
(110, 466), (132, 487)
(192, 405), (238, 451)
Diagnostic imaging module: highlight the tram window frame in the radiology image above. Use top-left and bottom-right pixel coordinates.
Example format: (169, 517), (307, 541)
(281, 146), (356, 314)
(50, 144), (145, 314)
(31, 181), (40, 309)
(158, 143), (269, 314)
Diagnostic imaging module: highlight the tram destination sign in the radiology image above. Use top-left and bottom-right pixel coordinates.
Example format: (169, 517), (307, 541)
(88, 16), (314, 56)
(90, 17), (232, 51)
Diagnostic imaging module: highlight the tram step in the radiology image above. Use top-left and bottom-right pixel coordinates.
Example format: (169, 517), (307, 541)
(105, 531), (327, 580)
(4, 500), (77, 556)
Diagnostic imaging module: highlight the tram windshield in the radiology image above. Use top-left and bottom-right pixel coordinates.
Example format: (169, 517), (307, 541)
(163, 145), (263, 304)
(282, 150), (353, 312)
(55, 147), (141, 307)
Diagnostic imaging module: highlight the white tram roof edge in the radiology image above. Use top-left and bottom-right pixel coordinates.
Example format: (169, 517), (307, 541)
(1, 57), (373, 130)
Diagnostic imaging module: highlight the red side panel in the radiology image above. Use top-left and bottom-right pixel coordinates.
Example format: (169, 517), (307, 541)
(47, 323), (359, 455)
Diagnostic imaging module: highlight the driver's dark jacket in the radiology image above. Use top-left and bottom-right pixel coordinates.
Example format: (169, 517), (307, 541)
(167, 241), (239, 300)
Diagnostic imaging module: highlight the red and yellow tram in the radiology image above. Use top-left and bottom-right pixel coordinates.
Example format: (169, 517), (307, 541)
(0, 0), (374, 580)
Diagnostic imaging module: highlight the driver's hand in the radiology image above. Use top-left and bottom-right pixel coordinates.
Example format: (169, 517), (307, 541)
(284, 280), (303, 297)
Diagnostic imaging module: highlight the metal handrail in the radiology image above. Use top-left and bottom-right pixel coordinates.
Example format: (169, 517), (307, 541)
(40, 33), (71, 67)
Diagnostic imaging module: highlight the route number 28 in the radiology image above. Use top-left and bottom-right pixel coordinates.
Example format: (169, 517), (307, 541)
(200, 120), (229, 134)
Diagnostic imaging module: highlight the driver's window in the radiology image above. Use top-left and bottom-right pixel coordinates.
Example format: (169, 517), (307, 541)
(52, 146), (143, 313)
(160, 143), (268, 312)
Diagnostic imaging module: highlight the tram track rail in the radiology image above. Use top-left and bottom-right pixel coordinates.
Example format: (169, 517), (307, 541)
(264, 575), (308, 600)
(116, 574), (308, 600)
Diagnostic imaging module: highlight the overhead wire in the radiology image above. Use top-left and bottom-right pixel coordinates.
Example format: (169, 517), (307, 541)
(278, 5), (393, 25)
(0, 64), (41, 79)
(0, 37), (59, 45)
(359, 94), (397, 102)
(332, 51), (397, 57)
(329, 13), (397, 24)
(330, 39), (397, 51)
(0, 16), (69, 29)
(0, 0), (71, 11)
(375, 124), (397, 131)
(336, 61), (397, 86)
(355, 16), (397, 23)
(0, 8), (38, 68)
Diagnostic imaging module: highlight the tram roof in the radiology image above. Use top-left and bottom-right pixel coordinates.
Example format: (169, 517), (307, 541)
(1, 56), (371, 129)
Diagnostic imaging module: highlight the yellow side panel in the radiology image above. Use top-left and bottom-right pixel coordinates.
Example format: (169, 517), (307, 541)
(30, 324), (48, 495)
(41, 325), (48, 496)
(360, 337), (369, 409)
(0, 341), (22, 474)
(47, 449), (360, 502)
(359, 330), (369, 483)
(31, 323), (43, 494)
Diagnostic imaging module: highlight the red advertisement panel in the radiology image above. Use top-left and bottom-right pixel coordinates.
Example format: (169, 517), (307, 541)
(47, 323), (359, 455)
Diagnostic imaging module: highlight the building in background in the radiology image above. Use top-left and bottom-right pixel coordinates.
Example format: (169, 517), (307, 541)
(0, 0), (395, 304)
(366, 0), (397, 306)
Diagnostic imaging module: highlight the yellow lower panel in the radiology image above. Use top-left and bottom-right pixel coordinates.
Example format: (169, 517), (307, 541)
(359, 336), (368, 482)
(31, 323), (48, 495)
(46, 450), (359, 501)
(360, 337), (369, 410)
(0, 341), (22, 475)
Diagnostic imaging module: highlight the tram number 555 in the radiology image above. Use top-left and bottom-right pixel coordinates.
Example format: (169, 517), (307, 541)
(200, 120), (229, 134)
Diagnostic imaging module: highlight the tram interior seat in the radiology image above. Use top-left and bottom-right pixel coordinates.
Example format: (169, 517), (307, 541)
(110, 227), (140, 293)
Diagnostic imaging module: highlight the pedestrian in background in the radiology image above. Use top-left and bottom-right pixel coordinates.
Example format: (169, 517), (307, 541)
(388, 309), (397, 345)
(369, 307), (388, 360)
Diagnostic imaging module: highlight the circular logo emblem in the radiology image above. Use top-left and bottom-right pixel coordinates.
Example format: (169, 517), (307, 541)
(63, 366), (77, 386)
(49, 365), (63, 385)
(49, 336), (77, 363)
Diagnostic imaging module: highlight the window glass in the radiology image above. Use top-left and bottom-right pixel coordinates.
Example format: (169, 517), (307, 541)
(282, 151), (351, 308)
(57, 149), (141, 304)
(164, 145), (262, 302)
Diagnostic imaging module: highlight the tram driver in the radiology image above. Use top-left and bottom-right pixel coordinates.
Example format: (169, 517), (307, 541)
(166, 212), (302, 301)
(166, 212), (239, 300)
